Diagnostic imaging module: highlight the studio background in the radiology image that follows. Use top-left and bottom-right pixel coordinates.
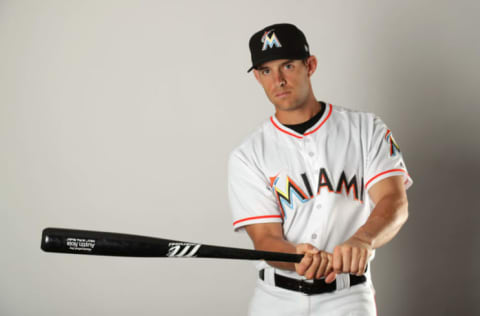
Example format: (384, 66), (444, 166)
(1, 1), (479, 315)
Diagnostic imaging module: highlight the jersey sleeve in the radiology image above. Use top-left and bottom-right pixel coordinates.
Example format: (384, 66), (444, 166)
(228, 150), (282, 232)
(365, 115), (413, 191)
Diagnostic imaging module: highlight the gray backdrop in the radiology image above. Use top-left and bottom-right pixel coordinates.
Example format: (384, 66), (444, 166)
(1, 1), (479, 315)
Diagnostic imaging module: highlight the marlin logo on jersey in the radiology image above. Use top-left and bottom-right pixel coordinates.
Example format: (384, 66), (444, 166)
(270, 169), (365, 217)
(385, 129), (401, 156)
(261, 30), (282, 51)
(269, 173), (309, 218)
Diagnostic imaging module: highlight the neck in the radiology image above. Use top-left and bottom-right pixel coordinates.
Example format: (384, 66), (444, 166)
(275, 94), (320, 125)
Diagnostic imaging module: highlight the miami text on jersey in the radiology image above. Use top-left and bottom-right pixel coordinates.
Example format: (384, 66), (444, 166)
(270, 168), (365, 218)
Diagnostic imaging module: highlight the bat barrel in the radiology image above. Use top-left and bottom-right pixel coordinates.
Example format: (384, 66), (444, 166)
(41, 228), (172, 257)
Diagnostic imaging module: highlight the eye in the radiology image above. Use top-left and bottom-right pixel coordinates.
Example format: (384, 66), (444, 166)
(261, 69), (270, 75)
(284, 63), (294, 70)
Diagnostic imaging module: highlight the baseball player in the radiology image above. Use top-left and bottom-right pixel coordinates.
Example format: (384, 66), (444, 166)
(227, 23), (412, 315)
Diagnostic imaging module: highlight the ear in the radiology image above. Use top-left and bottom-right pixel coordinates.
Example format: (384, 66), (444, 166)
(253, 69), (261, 83)
(306, 55), (318, 77)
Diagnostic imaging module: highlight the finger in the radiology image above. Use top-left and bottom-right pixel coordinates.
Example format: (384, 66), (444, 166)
(316, 252), (328, 279)
(305, 253), (320, 280)
(325, 253), (333, 275)
(342, 246), (351, 273)
(350, 247), (359, 274)
(296, 254), (313, 276)
(295, 244), (315, 276)
(301, 254), (314, 273)
(333, 246), (342, 273)
(325, 271), (337, 284)
(357, 249), (367, 276)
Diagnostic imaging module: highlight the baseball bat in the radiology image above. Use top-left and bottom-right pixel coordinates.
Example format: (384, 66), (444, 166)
(41, 227), (304, 262)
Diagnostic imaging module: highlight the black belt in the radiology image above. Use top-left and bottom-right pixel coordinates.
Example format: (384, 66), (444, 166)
(259, 269), (366, 295)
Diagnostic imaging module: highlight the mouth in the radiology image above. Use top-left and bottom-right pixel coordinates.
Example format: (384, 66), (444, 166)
(274, 91), (291, 98)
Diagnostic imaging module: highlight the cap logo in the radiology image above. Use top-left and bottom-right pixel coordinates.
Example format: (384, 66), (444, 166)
(261, 30), (282, 51)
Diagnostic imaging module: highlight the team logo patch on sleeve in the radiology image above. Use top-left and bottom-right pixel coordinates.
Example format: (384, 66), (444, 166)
(385, 129), (401, 156)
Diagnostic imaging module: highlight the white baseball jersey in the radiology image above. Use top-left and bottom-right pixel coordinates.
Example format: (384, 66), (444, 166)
(228, 103), (413, 280)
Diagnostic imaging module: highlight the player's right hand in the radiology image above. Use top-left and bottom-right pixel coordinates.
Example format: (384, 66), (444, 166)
(294, 244), (335, 280)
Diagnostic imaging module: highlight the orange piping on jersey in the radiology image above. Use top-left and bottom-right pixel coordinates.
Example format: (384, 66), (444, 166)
(365, 169), (410, 188)
(304, 103), (333, 136)
(233, 215), (283, 226)
(270, 117), (303, 138)
(270, 103), (333, 138)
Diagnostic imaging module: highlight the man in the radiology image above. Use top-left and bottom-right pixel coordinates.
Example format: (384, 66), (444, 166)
(228, 23), (412, 315)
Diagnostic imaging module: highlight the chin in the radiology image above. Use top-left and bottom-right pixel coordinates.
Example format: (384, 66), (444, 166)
(273, 99), (301, 111)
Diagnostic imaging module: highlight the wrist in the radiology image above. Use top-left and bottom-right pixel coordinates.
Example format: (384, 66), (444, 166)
(352, 231), (374, 248)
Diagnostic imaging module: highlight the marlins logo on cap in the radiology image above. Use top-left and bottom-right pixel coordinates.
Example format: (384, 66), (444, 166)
(261, 30), (282, 51)
(248, 23), (310, 72)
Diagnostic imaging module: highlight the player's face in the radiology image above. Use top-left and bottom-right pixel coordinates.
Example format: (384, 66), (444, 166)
(253, 57), (316, 112)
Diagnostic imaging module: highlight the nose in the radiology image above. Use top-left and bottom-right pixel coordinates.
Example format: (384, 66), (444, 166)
(274, 70), (286, 88)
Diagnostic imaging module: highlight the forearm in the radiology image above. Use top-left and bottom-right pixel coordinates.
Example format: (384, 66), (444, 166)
(353, 194), (409, 249)
(251, 235), (298, 271)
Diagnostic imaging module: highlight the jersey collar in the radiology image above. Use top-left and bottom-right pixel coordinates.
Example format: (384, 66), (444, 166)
(270, 103), (333, 139)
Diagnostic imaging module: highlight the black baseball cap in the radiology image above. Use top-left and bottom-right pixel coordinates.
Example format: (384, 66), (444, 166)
(247, 23), (310, 72)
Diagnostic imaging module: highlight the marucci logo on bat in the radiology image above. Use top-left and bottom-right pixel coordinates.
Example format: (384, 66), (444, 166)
(66, 238), (96, 251)
(167, 242), (201, 257)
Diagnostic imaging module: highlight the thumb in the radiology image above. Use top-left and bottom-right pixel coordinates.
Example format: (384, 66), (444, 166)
(296, 243), (319, 254)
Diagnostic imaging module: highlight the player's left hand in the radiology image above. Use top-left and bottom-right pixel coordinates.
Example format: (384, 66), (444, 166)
(332, 236), (372, 276)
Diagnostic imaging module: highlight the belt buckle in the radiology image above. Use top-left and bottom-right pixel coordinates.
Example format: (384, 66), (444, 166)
(297, 279), (311, 294)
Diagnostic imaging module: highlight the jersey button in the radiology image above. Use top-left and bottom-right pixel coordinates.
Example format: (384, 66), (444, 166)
(316, 204), (322, 209)
(308, 152), (315, 157)
(311, 233), (317, 239)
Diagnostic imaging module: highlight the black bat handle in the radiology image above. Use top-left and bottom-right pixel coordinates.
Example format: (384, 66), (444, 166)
(196, 245), (303, 262)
